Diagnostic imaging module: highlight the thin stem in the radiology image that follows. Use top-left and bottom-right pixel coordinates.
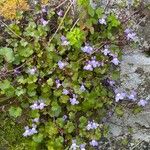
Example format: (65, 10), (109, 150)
(49, 3), (73, 43)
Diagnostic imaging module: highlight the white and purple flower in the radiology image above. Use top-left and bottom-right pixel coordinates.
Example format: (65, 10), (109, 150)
(70, 140), (79, 150)
(81, 45), (94, 55)
(58, 60), (67, 69)
(83, 57), (102, 71)
(70, 94), (79, 105)
(27, 67), (37, 75)
(55, 79), (61, 88)
(23, 124), (38, 137)
(62, 89), (69, 95)
(99, 18), (107, 25)
(89, 140), (98, 147)
(61, 36), (70, 46)
(115, 91), (126, 102)
(40, 18), (49, 26)
(124, 28), (138, 42)
(111, 57), (120, 65)
(86, 120), (99, 130)
(30, 100), (46, 110)
(102, 48), (110, 56)
(138, 99), (148, 107)
(127, 90), (137, 101)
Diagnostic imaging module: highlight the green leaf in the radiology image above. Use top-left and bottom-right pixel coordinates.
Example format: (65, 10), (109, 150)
(8, 106), (22, 118)
(0, 47), (14, 62)
(107, 14), (120, 27)
(49, 102), (62, 117)
(88, 6), (95, 17)
(32, 133), (43, 143)
(96, 8), (104, 18)
(115, 106), (124, 117)
(47, 78), (54, 86)
(65, 121), (75, 133)
(67, 28), (85, 48)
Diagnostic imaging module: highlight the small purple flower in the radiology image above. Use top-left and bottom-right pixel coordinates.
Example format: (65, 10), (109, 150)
(102, 48), (110, 56)
(32, 118), (39, 123)
(99, 18), (106, 25)
(127, 90), (137, 101)
(23, 124), (38, 137)
(27, 67), (37, 75)
(124, 28), (132, 34)
(80, 84), (86, 92)
(115, 92), (126, 102)
(70, 140), (79, 150)
(125, 28), (138, 42)
(89, 140), (98, 147)
(41, 7), (47, 13)
(62, 89), (69, 95)
(86, 120), (99, 130)
(55, 79), (61, 88)
(138, 99), (148, 107)
(40, 18), (49, 26)
(83, 57), (102, 71)
(111, 57), (120, 65)
(62, 115), (68, 121)
(90, 58), (101, 68)
(83, 64), (93, 71)
(58, 60), (67, 69)
(107, 79), (115, 86)
(70, 94), (79, 105)
(81, 45), (94, 54)
(80, 144), (86, 150)
(57, 9), (63, 17)
(30, 100), (46, 110)
(61, 36), (70, 46)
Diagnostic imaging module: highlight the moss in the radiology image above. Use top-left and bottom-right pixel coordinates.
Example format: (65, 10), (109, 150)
(0, 0), (29, 19)
(0, 113), (27, 150)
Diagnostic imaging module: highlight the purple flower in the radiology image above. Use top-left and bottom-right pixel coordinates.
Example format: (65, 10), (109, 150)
(83, 57), (102, 71)
(90, 58), (101, 68)
(70, 140), (79, 150)
(80, 144), (86, 150)
(70, 94), (79, 105)
(99, 18), (106, 25)
(41, 7), (47, 13)
(125, 28), (138, 42)
(58, 60), (67, 69)
(30, 100), (46, 110)
(57, 9), (63, 17)
(62, 115), (68, 121)
(138, 99), (148, 107)
(61, 36), (70, 46)
(124, 28), (132, 34)
(62, 89), (69, 95)
(23, 124), (38, 137)
(107, 79), (115, 86)
(102, 48), (110, 56)
(86, 120), (99, 130)
(32, 118), (39, 123)
(111, 57), (120, 65)
(115, 92), (126, 102)
(127, 90), (137, 101)
(80, 84), (86, 92)
(55, 79), (61, 88)
(27, 67), (37, 75)
(83, 64), (93, 71)
(89, 140), (98, 147)
(81, 45), (94, 54)
(40, 18), (49, 26)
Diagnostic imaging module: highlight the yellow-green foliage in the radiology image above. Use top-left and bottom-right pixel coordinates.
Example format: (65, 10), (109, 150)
(0, 0), (29, 19)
